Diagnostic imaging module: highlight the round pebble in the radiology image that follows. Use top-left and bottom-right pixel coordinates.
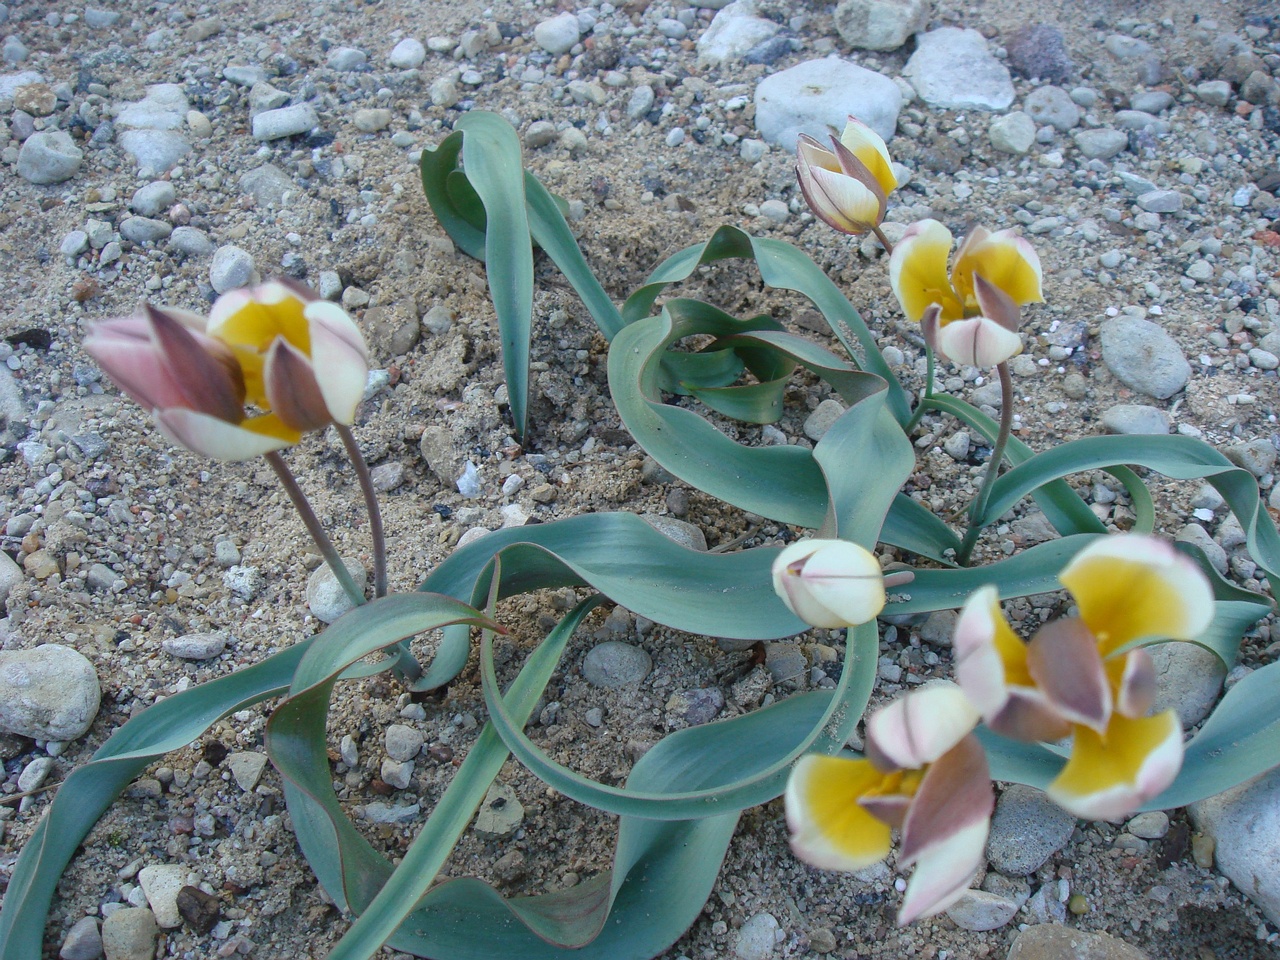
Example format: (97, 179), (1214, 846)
(0, 644), (101, 740)
(209, 245), (255, 294)
(581, 641), (652, 688)
(305, 557), (369, 623)
(388, 37), (426, 68)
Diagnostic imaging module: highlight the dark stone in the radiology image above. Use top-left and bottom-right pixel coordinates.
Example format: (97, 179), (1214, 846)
(1005, 24), (1074, 83)
(176, 885), (221, 935)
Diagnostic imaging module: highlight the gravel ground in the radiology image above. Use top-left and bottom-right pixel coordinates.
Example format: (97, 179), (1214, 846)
(0, 0), (1278, 958)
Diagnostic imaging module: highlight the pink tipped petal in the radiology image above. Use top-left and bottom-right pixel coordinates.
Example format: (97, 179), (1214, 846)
(858, 793), (913, 829)
(898, 734), (993, 866)
(797, 162), (882, 234)
(971, 274), (1022, 333)
(1113, 648), (1157, 718)
(785, 755), (894, 872)
(1026, 619), (1112, 733)
(837, 116), (897, 195)
(305, 303), (369, 425)
(984, 688), (1072, 744)
(1047, 711), (1184, 820)
(84, 320), (189, 412)
(889, 219), (964, 323)
(867, 683), (979, 771)
(156, 408), (295, 461)
(918, 303), (943, 354)
(146, 306), (246, 423)
(933, 316), (1023, 368)
(263, 337), (333, 432)
(1059, 535), (1214, 656)
(897, 818), (990, 925)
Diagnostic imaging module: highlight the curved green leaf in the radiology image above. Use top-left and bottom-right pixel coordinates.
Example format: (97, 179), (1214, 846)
(978, 434), (1280, 595)
(620, 224), (911, 424)
(477, 618), (879, 819)
(0, 642), (313, 960)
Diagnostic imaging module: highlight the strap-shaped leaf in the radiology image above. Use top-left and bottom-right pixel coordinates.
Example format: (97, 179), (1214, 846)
(0, 642), (314, 960)
(620, 224), (911, 424)
(476, 615), (879, 819)
(977, 434), (1280, 595)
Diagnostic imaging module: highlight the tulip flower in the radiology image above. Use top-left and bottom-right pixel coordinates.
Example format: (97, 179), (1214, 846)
(84, 280), (369, 460)
(786, 683), (994, 924)
(889, 219), (1043, 367)
(796, 116), (898, 237)
(953, 535), (1213, 820)
(772, 539), (886, 629)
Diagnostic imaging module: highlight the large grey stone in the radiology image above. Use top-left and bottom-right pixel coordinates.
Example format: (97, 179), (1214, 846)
(306, 557), (368, 623)
(987, 784), (1077, 875)
(16, 131), (83, 184)
(119, 129), (191, 173)
(904, 28), (1014, 111)
(1024, 85), (1080, 131)
(1099, 404), (1170, 435)
(239, 163), (294, 206)
(1007, 925), (1149, 960)
(533, 12), (580, 55)
(116, 84), (188, 130)
(252, 103), (319, 141)
(0, 644), (101, 740)
(832, 0), (927, 51)
(1190, 767), (1280, 925)
(1099, 316), (1190, 399)
(754, 56), (901, 150)
(1073, 127), (1128, 160)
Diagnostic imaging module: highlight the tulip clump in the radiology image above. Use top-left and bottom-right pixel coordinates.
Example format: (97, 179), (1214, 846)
(84, 280), (369, 461)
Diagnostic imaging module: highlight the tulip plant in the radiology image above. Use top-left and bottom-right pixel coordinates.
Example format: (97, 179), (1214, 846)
(4, 110), (1280, 960)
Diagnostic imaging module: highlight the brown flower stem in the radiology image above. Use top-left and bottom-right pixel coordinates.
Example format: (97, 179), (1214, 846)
(871, 224), (895, 256)
(956, 361), (1014, 565)
(337, 424), (387, 600)
(265, 448), (423, 684)
(265, 451), (365, 608)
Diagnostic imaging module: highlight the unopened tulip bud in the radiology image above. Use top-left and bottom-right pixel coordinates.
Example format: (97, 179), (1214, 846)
(771, 539), (885, 629)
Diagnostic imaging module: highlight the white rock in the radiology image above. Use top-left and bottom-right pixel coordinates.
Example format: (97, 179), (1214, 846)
(832, 0), (928, 51)
(101, 908), (157, 960)
(904, 27), (1014, 111)
(116, 83), (189, 130)
(389, 38), (427, 68)
(306, 557), (368, 623)
(754, 56), (902, 150)
(0, 644), (101, 740)
(474, 781), (524, 836)
(734, 912), (781, 960)
(209, 245), (255, 294)
(989, 111), (1036, 154)
(697, 1), (780, 66)
(0, 550), (23, 605)
(118, 129), (190, 173)
(385, 724), (424, 762)
(161, 632), (228, 660)
(131, 180), (176, 217)
(226, 751), (268, 791)
(251, 103), (320, 141)
(533, 12), (580, 55)
(16, 131), (82, 184)
(137, 865), (196, 928)
(1149, 641), (1223, 726)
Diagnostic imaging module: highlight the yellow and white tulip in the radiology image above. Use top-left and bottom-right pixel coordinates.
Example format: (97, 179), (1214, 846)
(889, 219), (1043, 367)
(795, 116), (898, 237)
(953, 535), (1213, 819)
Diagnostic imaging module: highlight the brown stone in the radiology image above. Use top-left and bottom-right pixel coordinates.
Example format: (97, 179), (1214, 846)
(1006, 924), (1149, 960)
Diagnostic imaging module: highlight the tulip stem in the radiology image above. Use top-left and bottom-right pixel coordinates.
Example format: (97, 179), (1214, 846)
(956, 361), (1013, 566)
(337, 424), (388, 600)
(902, 346), (936, 434)
(265, 451), (366, 608)
(871, 225), (895, 256)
